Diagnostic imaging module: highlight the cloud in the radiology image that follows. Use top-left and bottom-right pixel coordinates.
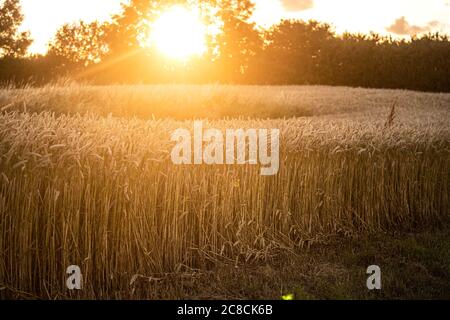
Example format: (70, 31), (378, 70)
(427, 20), (441, 28)
(387, 17), (440, 35)
(280, 0), (314, 12)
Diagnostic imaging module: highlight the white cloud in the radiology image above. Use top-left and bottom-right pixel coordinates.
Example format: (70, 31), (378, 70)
(387, 16), (441, 35)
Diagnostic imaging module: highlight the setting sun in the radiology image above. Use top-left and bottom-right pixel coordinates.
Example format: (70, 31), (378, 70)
(149, 6), (207, 59)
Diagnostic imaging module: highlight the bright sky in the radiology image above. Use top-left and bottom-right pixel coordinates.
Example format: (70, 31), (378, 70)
(20, 0), (450, 54)
(21, 0), (124, 54)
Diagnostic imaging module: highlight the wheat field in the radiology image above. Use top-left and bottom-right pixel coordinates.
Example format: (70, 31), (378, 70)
(0, 84), (449, 299)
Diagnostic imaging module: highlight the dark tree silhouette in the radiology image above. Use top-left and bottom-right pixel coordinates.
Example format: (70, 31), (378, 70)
(0, 1), (449, 91)
(210, 0), (262, 82)
(259, 20), (334, 84)
(0, 0), (31, 57)
(48, 21), (109, 67)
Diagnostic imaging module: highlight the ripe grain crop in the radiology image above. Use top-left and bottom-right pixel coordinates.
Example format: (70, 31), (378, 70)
(0, 84), (449, 299)
(1, 82), (449, 119)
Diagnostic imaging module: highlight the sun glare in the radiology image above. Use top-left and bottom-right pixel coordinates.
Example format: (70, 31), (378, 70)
(150, 6), (207, 59)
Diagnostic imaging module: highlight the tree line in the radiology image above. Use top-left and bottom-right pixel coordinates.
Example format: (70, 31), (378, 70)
(1, 0), (449, 92)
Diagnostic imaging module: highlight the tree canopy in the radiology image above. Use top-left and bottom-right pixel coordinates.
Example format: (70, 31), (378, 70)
(0, 0), (449, 92)
(0, 0), (31, 57)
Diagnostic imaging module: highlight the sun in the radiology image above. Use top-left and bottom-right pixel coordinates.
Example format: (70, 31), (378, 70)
(150, 6), (207, 59)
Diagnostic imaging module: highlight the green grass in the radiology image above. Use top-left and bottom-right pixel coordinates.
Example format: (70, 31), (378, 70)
(107, 224), (450, 300)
